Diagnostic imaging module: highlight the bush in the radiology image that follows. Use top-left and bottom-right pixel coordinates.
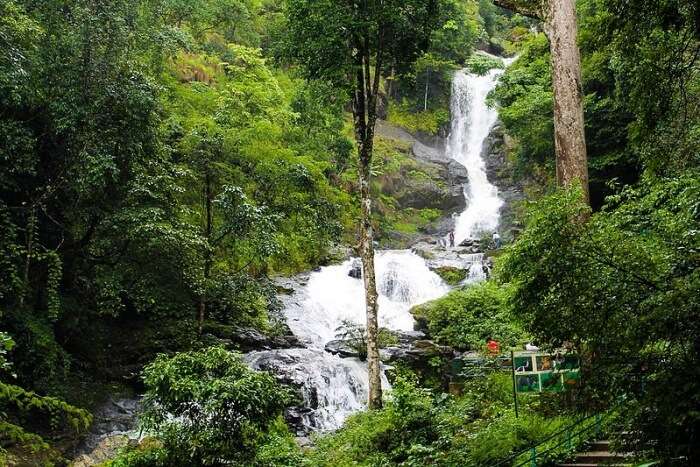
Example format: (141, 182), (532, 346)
(309, 372), (578, 466)
(387, 101), (450, 135)
(411, 281), (524, 350)
(138, 346), (294, 465)
(465, 53), (505, 75)
(432, 266), (468, 285)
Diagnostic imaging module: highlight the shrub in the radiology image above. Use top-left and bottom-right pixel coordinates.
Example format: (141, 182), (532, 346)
(411, 281), (524, 350)
(465, 53), (505, 75)
(309, 372), (579, 466)
(138, 346), (293, 465)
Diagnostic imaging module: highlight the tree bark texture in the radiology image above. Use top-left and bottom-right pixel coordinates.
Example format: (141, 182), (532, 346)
(544, 0), (589, 204)
(493, 0), (589, 204)
(357, 158), (382, 409)
(352, 37), (383, 410)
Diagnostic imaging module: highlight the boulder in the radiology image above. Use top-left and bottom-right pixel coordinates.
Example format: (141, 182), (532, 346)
(324, 339), (361, 359)
(481, 124), (525, 240)
(431, 266), (468, 285)
(380, 339), (454, 364)
(72, 435), (134, 467)
(203, 323), (300, 352)
(348, 259), (362, 279)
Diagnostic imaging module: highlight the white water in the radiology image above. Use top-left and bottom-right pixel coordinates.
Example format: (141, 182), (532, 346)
(246, 348), (375, 432)
(448, 58), (510, 244)
(248, 56), (511, 434)
(286, 251), (448, 349)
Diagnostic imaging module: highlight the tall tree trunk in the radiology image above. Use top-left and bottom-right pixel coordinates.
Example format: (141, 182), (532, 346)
(493, 0), (589, 204)
(351, 41), (383, 409)
(544, 0), (589, 204)
(357, 154), (382, 409)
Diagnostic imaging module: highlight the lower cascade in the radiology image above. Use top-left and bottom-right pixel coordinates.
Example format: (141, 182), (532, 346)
(247, 56), (509, 434)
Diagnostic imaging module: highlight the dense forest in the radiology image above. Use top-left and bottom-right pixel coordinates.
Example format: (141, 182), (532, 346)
(0, 0), (698, 466)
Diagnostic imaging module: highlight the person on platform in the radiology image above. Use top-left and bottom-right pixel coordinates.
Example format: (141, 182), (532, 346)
(492, 231), (502, 248)
(449, 231), (455, 248)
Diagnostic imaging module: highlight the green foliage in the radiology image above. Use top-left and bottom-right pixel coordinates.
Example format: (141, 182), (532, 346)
(388, 101), (450, 135)
(284, 0), (439, 94)
(490, 33), (555, 176)
(428, 0), (481, 64)
(0, 332), (14, 375)
(0, 1), (354, 459)
(499, 177), (700, 462)
(310, 371), (576, 466)
(431, 266), (468, 286)
(140, 346), (293, 465)
(0, 381), (91, 464)
(411, 281), (524, 350)
(465, 53), (505, 75)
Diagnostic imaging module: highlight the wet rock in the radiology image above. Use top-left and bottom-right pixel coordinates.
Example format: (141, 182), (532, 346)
(71, 396), (141, 465)
(348, 259), (362, 279)
(245, 348), (369, 435)
(72, 435), (134, 467)
(482, 124), (525, 240)
(380, 339), (454, 364)
(325, 339), (361, 358)
(459, 238), (476, 247)
(322, 245), (352, 265)
(412, 140), (445, 163)
(295, 436), (314, 448)
(373, 119), (468, 246)
(203, 323), (300, 352)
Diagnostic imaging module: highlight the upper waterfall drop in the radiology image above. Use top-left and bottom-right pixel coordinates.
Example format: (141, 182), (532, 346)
(447, 60), (509, 244)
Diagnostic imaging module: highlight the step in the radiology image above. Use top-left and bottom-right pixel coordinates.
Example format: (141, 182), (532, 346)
(575, 451), (633, 464)
(588, 440), (611, 451)
(557, 464), (630, 467)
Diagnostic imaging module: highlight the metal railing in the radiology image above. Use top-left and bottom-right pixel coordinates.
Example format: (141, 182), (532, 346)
(494, 412), (609, 467)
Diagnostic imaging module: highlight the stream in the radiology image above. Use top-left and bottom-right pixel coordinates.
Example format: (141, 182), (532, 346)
(245, 54), (511, 434)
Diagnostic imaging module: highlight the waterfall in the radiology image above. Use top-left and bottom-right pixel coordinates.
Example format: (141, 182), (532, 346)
(246, 348), (375, 432)
(448, 61), (507, 244)
(247, 251), (447, 433)
(286, 251), (448, 349)
(247, 56), (512, 434)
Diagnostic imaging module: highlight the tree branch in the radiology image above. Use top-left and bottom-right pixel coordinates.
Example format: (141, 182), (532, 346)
(492, 0), (542, 19)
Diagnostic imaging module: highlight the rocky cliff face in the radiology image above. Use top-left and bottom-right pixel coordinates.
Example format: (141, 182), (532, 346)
(375, 120), (522, 246)
(482, 124), (525, 241)
(374, 120), (467, 247)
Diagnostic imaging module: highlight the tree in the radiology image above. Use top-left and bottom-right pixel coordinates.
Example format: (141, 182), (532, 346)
(140, 346), (291, 465)
(285, 0), (439, 409)
(493, 0), (590, 204)
(499, 176), (700, 463)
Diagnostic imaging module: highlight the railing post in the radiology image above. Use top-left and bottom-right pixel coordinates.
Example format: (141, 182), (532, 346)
(595, 414), (602, 438)
(511, 350), (519, 419)
(566, 427), (572, 451)
(529, 447), (537, 467)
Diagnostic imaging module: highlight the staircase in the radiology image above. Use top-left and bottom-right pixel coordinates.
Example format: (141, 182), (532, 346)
(557, 439), (633, 466)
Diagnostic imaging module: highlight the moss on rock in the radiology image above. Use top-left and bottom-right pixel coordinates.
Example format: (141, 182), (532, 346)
(431, 266), (468, 285)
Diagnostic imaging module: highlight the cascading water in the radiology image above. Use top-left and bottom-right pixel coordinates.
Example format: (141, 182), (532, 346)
(247, 55), (512, 434)
(286, 251), (448, 348)
(448, 58), (509, 245)
(246, 251), (448, 432)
